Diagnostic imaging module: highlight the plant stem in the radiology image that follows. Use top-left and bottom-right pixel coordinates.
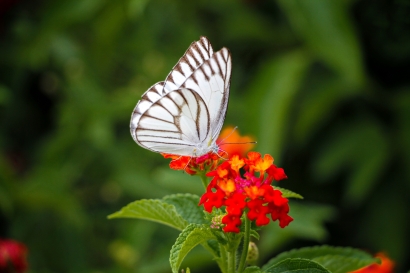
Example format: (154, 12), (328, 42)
(227, 248), (236, 273)
(199, 172), (208, 190)
(219, 245), (228, 273)
(237, 217), (251, 273)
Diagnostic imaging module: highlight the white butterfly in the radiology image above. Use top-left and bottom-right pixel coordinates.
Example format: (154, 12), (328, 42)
(130, 36), (232, 157)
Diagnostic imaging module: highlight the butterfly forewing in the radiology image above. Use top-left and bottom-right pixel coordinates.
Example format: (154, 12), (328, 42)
(130, 36), (232, 157)
(181, 47), (231, 141)
(163, 36), (214, 93)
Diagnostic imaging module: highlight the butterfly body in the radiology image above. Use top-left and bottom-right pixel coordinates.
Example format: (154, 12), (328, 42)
(130, 37), (231, 157)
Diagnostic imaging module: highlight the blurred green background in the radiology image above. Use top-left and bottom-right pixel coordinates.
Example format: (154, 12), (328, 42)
(1, 0), (409, 272)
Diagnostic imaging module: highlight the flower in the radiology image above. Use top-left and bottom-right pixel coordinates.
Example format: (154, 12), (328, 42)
(217, 126), (255, 157)
(0, 238), (28, 273)
(199, 151), (292, 233)
(350, 252), (394, 273)
(162, 152), (222, 175)
(163, 127), (254, 175)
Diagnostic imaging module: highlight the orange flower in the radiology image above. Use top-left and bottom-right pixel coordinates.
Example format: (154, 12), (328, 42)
(217, 126), (255, 157)
(246, 152), (274, 175)
(219, 178), (236, 195)
(244, 185), (263, 200)
(253, 154), (274, 174)
(229, 155), (245, 173)
(350, 252), (394, 273)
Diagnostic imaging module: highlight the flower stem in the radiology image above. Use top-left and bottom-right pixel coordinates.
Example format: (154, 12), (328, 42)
(199, 172), (208, 190)
(237, 217), (251, 273)
(220, 246), (228, 273)
(227, 248), (236, 273)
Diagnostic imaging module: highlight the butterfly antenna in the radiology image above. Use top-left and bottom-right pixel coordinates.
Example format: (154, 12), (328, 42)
(217, 126), (238, 146)
(218, 126), (257, 146)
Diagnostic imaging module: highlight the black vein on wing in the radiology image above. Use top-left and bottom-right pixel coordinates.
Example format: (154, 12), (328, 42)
(163, 37), (214, 94)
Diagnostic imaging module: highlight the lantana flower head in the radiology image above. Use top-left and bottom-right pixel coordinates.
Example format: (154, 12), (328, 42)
(199, 151), (292, 233)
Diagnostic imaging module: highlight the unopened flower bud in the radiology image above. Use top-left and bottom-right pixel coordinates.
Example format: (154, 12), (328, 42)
(210, 215), (224, 229)
(246, 242), (259, 264)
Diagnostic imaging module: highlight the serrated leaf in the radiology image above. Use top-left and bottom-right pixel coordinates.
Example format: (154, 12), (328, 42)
(162, 194), (207, 225)
(108, 199), (187, 230)
(262, 245), (373, 271)
(170, 224), (216, 273)
(265, 258), (331, 273)
(243, 266), (262, 273)
(274, 186), (303, 199)
(313, 255), (378, 273)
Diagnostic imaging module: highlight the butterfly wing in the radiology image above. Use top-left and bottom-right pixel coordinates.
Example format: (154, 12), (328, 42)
(180, 47), (232, 142)
(130, 37), (231, 156)
(134, 88), (211, 156)
(162, 36), (214, 94)
(130, 37), (214, 140)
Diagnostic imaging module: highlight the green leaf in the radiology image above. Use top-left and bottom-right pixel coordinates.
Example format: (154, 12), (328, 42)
(243, 266), (262, 273)
(169, 224), (216, 273)
(162, 194), (208, 225)
(278, 0), (364, 87)
(264, 258), (331, 273)
(108, 199), (187, 230)
(262, 245), (374, 271)
(313, 255), (378, 273)
(274, 186), (303, 199)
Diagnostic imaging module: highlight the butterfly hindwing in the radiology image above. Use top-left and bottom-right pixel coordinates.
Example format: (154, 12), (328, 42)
(135, 88), (211, 156)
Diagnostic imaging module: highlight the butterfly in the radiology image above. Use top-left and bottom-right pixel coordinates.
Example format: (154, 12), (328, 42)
(130, 36), (232, 157)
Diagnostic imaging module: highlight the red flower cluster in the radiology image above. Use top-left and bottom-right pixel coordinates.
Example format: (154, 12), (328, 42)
(0, 238), (28, 273)
(162, 152), (222, 175)
(199, 152), (292, 233)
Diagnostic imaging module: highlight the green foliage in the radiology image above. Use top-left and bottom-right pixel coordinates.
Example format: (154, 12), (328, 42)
(243, 266), (262, 273)
(163, 194), (208, 225)
(108, 199), (188, 230)
(264, 258), (331, 273)
(262, 246), (377, 273)
(277, 0), (364, 87)
(274, 186), (303, 199)
(170, 224), (217, 273)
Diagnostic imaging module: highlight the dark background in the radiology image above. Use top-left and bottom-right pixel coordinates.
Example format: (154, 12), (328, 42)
(1, 0), (409, 272)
